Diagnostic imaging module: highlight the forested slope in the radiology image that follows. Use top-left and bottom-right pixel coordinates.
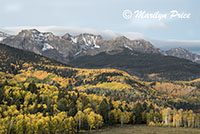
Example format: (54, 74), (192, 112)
(0, 43), (200, 133)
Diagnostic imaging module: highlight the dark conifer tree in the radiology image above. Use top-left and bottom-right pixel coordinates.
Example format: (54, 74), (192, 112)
(98, 98), (109, 124)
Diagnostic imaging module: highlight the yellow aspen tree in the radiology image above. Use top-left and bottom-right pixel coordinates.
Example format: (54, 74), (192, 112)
(87, 112), (96, 130)
(183, 111), (188, 127)
(74, 111), (85, 131)
(96, 114), (103, 129)
(162, 108), (171, 125)
(195, 113), (200, 128)
(175, 114), (180, 127)
(187, 110), (193, 128)
(178, 109), (183, 127)
(172, 109), (177, 127)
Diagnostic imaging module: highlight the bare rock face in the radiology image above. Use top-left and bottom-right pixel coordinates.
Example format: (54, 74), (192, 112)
(62, 33), (104, 56)
(100, 36), (160, 54)
(2, 29), (79, 62)
(62, 34), (160, 57)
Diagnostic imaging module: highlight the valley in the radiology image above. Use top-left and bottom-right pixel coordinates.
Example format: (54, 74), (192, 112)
(1, 0), (199, 133)
(0, 43), (200, 133)
(0, 30), (200, 133)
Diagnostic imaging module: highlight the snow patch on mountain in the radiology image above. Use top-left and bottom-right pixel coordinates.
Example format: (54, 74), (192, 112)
(94, 44), (100, 49)
(70, 37), (78, 44)
(92, 36), (100, 48)
(82, 36), (89, 46)
(194, 57), (200, 61)
(42, 43), (54, 51)
(74, 50), (82, 56)
(0, 37), (6, 42)
(124, 44), (133, 51)
(81, 35), (100, 49)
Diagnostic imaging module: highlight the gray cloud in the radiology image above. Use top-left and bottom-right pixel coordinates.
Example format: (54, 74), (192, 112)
(0, 26), (144, 40)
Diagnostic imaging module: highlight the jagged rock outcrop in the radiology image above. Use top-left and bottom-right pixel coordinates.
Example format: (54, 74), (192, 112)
(2, 29), (160, 63)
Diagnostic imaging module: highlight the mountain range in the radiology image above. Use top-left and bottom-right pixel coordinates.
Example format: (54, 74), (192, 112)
(164, 47), (200, 63)
(1, 29), (200, 80)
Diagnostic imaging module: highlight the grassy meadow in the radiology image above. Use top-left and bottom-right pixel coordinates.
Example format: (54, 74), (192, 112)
(83, 125), (200, 134)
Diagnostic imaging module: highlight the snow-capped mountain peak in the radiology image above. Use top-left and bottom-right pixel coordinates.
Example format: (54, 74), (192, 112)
(80, 34), (100, 48)
(0, 31), (10, 42)
(164, 47), (200, 64)
(2, 29), (200, 65)
(65, 33), (102, 49)
(70, 37), (78, 44)
(18, 29), (56, 42)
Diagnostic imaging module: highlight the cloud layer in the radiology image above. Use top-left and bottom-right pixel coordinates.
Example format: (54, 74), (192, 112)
(150, 39), (200, 54)
(0, 26), (144, 40)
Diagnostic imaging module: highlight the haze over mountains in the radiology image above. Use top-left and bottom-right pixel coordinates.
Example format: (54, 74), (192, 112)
(1, 29), (200, 80)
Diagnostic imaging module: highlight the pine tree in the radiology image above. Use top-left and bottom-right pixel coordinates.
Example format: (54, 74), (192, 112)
(57, 98), (68, 111)
(108, 112), (115, 125)
(27, 81), (38, 94)
(98, 98), (109, 124)
(133, 102), (143, 124)
(68, 101), (77, 117)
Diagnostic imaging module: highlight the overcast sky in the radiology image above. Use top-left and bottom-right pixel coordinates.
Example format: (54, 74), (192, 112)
(0, 0), (200, 53)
